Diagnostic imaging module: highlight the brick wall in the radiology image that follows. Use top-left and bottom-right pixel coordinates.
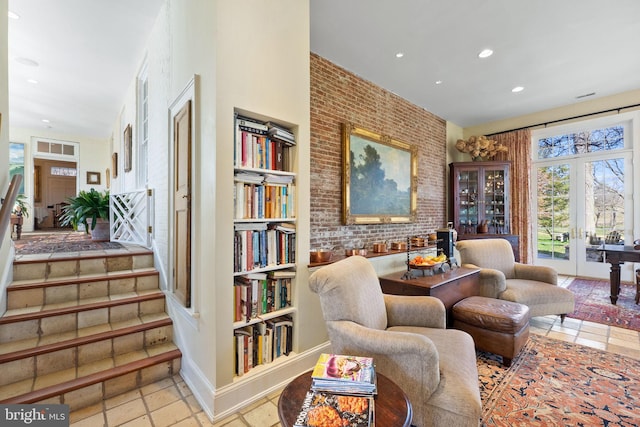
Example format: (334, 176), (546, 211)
(310, 53), (447, 250)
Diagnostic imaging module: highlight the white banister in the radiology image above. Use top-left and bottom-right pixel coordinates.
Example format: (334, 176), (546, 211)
(110, 188), (153, 247)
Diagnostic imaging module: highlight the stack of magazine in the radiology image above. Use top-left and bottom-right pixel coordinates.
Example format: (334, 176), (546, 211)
(294, 354), (376, 427)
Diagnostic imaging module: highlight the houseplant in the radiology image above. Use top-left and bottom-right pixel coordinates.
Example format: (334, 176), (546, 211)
(59, 188), (111, 241)
(12, 194), (30, 219)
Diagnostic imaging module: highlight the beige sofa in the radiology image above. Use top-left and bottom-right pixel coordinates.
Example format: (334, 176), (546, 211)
(456, 238), (575, 320)
(309, 255), (482, 427)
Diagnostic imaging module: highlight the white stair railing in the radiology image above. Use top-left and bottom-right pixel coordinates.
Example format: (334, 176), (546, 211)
(110, 188), (153, 247)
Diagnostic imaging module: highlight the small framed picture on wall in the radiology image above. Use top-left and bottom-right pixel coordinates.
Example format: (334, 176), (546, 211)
(87, 171), (101, 185)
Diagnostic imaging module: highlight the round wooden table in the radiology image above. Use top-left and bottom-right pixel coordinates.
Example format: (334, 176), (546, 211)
(277, 369), (412, 427)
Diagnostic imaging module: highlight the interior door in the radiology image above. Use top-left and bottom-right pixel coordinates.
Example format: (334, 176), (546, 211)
(173, 100), (192, 307)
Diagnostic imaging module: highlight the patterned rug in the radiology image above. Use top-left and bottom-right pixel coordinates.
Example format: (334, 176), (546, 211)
(479, 334), (640, 426)
(13, 230), (123, 254)
(567, 278), (640, 331)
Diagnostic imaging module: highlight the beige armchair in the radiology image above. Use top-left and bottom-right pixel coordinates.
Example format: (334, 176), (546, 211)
(309, 256), (482, 427)
(456, 238), (575, 321)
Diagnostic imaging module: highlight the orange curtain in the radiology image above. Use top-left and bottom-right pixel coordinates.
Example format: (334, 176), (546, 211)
(493, 129), (532, 263)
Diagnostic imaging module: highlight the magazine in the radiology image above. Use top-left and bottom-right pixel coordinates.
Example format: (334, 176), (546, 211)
(311, 354), (376, 395)
(293, 390), (374, 427)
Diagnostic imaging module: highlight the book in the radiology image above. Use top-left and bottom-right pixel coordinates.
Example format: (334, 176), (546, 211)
(293, 390), (374, 427)
(311, 354), (377, 395)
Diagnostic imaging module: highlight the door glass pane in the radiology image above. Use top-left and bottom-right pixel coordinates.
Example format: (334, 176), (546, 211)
(585, 158), (625, 262)
(537, 164), (570, 260)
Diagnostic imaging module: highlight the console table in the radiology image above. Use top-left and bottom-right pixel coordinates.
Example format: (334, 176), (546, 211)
(597, 244), (640, 304)
(379, 267), (480, 325)
(277, 370), (412, 427)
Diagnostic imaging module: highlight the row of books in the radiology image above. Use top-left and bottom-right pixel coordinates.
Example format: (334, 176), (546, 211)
(234, 115), (295, 171)
(294, 354), (376, 426)
(234, 181), (295, 220)
(234, 271), (293, 322)
(234, 315), (293, 376)
(233, 222), (296, 272)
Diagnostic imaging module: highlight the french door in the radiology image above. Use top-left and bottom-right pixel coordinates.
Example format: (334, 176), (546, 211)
(532, 119), (634, 281)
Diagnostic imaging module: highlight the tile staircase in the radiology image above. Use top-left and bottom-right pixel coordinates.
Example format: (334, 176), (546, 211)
(0, 249), (181, 411)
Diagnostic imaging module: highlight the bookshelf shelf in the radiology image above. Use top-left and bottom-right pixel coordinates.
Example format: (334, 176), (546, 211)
(233, 263), (296, 276)
(232, 307), (297, 329)
(233, 110), (297, 378)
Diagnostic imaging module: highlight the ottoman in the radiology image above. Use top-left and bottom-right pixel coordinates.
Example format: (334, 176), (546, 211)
(452, 296), (530, 367)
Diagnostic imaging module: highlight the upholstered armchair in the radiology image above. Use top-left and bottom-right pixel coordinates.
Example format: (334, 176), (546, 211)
(309, 256), (482, 427)
(456, 238), (575, 321)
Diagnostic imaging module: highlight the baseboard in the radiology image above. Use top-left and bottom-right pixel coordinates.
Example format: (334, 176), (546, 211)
(210, 343), (331, 422)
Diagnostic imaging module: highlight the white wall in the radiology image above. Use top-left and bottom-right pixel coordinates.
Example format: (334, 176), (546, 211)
(0, 0), (12, 316)
(214, 1), (313, 416)
(108, 0), (315, 420)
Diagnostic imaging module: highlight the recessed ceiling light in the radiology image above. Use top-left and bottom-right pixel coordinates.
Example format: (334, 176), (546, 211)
(395, 52), (404, 58)
(478, 49), (493, 59)
(41, 119), (50, 123)
(27, 79), (39, 84)
(8, 10), (20, 19)
(14, 57), (39, 67)
(435, 80), (443, 85)
(512, 86), (524, 93)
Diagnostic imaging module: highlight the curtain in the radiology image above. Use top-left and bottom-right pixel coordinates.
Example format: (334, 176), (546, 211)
(493, 129), (532, 263)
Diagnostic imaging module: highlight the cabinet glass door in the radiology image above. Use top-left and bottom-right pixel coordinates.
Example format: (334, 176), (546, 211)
(482, 168), (508, 234)
(457, 169), (479, 234)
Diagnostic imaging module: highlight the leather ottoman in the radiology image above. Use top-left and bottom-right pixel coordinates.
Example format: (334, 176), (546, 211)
(452, 296), (530, 366)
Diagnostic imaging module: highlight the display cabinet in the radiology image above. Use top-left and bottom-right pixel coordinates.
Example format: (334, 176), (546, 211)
(449, 161), (511, 236)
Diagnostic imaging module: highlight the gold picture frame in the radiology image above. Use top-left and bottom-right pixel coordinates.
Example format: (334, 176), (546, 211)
(112, 152), (118, 178)
(342, 123), (417, 225)
(124, 124), (132, 172)
(87, 171), (101, 185)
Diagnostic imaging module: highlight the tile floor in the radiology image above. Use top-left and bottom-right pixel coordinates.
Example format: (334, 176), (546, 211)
(69, 275), (640, 427)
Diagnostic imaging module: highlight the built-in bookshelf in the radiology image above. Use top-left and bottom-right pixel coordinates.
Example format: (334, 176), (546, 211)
(233, 111), (297, 378)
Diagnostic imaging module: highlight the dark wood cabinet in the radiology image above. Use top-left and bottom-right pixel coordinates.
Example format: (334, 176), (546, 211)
(450, 161), (511, 236)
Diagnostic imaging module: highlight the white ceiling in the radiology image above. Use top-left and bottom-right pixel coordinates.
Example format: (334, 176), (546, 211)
(7, 0), (164, 139)
(7, 1), (640, 140)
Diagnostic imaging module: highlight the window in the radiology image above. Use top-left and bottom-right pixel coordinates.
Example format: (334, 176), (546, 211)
(9, 143), (25, 194)
(537, 125), (624, 159)
(137, 62), (149, 186)
(51, 166), (77, 176)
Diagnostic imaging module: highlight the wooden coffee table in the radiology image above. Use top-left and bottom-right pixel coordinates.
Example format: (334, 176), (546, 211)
(277, 370), (412, 427)
(379, 267), (480, 325)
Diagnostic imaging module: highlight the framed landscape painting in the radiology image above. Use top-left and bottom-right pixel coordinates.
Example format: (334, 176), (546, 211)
(342, 123), (417, 224)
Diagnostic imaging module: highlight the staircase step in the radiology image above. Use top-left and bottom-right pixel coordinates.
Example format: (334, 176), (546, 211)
(12, 249), (154, 281)
(0, 316), (173, 364)
(3, 243), (181, 412)
(7, 268), (159, 310)
(0, 346), (181, 411)
(0, 292), (167, 345)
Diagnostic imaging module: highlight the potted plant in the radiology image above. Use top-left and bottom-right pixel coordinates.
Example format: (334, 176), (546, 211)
(12, 194), (29, 219)
(59, 189), (110, 241)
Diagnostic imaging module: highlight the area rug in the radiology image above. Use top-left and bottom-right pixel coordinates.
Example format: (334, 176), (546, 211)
(479, 334), (640, 426)
(567, 278), (640, 331)
(13, 231), (123, 254)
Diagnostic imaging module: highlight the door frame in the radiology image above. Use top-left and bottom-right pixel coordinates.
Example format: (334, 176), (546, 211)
(531, 113), (637, 281)
(168, 76), (197, 313)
